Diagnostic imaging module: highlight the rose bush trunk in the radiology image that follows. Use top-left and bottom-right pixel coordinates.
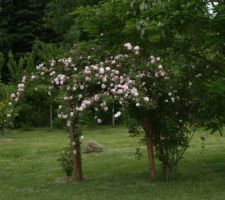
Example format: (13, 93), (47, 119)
(69, 124), (83, 182)
(142, 116), (155, 179)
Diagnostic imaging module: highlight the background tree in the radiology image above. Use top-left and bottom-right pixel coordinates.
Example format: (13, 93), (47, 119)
(70, 0), (225, 178)
(0, 52), (5, 81)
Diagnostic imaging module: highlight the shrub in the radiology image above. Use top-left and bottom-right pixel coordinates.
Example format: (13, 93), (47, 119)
(58, 146), (72, 177)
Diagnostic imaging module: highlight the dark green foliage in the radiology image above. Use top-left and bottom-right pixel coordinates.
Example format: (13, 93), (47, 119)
(44, 0), (102, 45)
(58, 146), (73, 177)
(155, 124), (194, 179)
(1, 41), (90, 129)
(129, 126), (144, 137)
(0, 40), (64, 83)
(7, 52), (23, 83)
(0, 0), (57, 82)
(30, 40), (65, 65)
(14, 84), (54, 128)
(134, 147), (142, 160)
(0, 0), (13, 53)
(0, 0), (52, 54)
(44, 0), (79, 43)
(53, 117), (66, 129)
(0, 83), (15, 135)
(72, 0), (225, 129)
(0, 52), (4, 81)
(73, 1), (131, 51)
(0, 101), (7, 136)
(0, 83), (14, 101)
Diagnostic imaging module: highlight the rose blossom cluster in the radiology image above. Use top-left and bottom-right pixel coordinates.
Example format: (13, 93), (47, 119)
(124, 43), (140, 55)
(7, 43), (176, 127)
(10, 75), (27, 103)
(55, 58), (139, 125)
(7, 52), (136, 125)
(6, 75), (28, 119)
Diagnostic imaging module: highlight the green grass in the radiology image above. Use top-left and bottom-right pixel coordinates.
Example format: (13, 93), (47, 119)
(0, 127), (225, 200)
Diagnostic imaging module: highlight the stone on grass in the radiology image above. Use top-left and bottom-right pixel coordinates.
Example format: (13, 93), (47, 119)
(83, 140), (103, 154)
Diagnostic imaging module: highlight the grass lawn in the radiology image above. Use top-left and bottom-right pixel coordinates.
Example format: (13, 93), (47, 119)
(0, 126), (225, 200)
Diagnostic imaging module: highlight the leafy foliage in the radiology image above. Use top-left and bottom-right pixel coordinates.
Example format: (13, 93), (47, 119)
(58, 146), (73, 177)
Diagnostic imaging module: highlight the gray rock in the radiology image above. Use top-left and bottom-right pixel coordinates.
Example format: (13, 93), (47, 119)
(83, 140), (103, 154)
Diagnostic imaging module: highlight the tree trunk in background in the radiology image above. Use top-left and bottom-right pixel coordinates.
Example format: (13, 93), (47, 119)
(0, 123), (4, 137)
(69, 124), (83, 182)
(0, 130), (4, 137)
(142, 116), (155, 179)
(165, 164), (177, 180)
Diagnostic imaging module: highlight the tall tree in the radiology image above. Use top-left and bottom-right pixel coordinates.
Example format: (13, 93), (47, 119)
(9, 0), (51, 55)
(71, 0), (225, 178)
(0, 0), (60, 55)
(0, 0), (14, 54)
(44, 0), (102, 45)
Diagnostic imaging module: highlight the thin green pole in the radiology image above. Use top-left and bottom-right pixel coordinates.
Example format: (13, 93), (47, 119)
(50, 104), (53, 132)
(112, 100), (115, 127)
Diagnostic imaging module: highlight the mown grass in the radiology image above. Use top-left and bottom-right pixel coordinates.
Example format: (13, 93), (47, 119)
(0, 126), (225, 200)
